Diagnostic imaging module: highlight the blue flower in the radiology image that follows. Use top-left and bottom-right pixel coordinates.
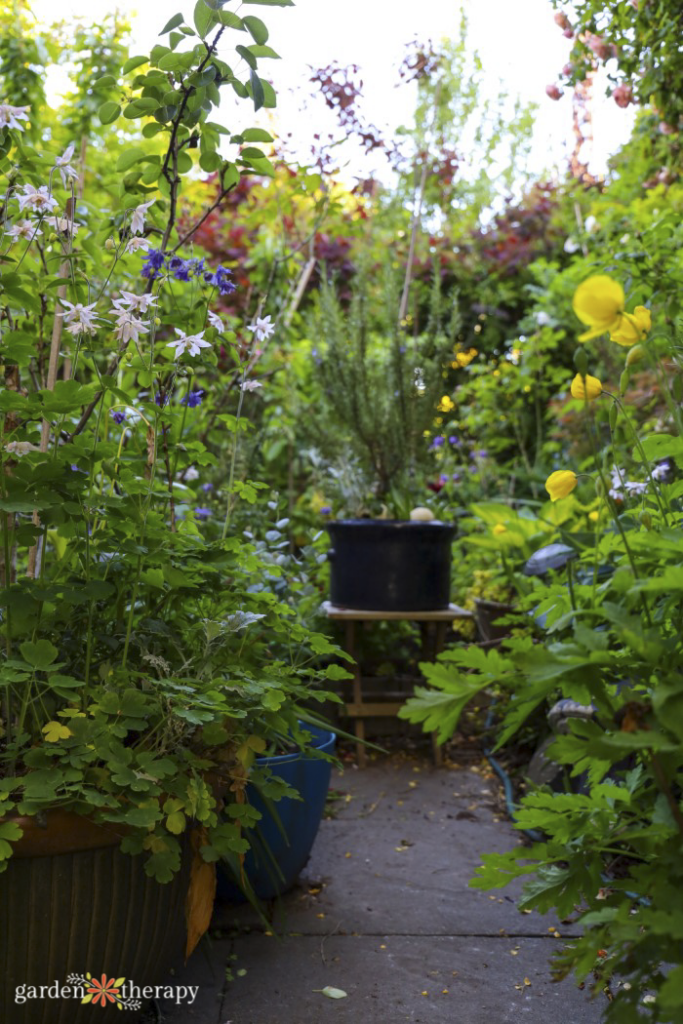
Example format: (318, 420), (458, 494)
(194, 507), (212, 518)
(167, 255), (191, 281)
(141, 248), (165, 279)
(439, 474), (449, 484)
(154, 391), (170, 408)
(181, 389), (205, 408)
(213, 266), (236, 296)
(471, 448), (488, 460)
(189, 257), (205, 277)
(320, 506), (332, 514)
(110, 410), (127, 424)
(201, 482), (214, 493)
(448, 435), (460, 445)
(430, 436), (445, 449)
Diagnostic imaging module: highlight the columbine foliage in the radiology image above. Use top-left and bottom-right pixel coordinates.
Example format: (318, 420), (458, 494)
(0, 3), (350, 882)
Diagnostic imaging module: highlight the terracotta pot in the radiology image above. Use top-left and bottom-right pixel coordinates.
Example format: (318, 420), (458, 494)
(0, 810), (190, 1023)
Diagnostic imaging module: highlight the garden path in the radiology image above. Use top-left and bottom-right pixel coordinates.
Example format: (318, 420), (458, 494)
(158, 754), (606, 1024)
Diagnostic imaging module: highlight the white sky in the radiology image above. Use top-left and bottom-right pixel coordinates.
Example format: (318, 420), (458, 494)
(32, 0), (634, 187)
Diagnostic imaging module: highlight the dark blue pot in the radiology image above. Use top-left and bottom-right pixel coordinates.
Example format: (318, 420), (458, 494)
(218, 723), (335, 901)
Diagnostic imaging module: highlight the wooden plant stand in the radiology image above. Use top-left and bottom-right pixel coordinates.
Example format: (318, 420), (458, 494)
(322, 601), (472, 767)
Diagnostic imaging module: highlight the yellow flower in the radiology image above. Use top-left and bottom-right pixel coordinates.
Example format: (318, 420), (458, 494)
(609, 305), (651, 347)
(437, 395), (455, 413)
(545, 470), (578, 501)
(570, 372), (602, 401)
(452, 347), (477, 368)
(588, 510), (600, 523)
(573, 276), (652, 347)
(492, 523), (507, 535)
(573, 276), (625, 341)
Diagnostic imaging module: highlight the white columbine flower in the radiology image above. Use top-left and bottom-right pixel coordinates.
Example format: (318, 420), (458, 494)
(563, 237), (580, 254)
(534, 311), (552, 327)
(110, 290), (157, 314)
(6, 219), (41, 241)
(58, 300), (101, 336)
(624, 480), (647, 496)
(241, 380), (263, 392)
(54, 143), (78, 188)
(652, 463), (670, 481)
(130, 198), (156, 236)
(16, 184), (59, 214)
(185, 466), (200, 481)
(112, 311), (150, 344)
(207, 310), (224, 332)
(125, 236), (151, 254)
(4, 440), (40, 456)
(0, 104), (30, 132)
(168, 330), (211, 359)
(247, 314), (275, 343)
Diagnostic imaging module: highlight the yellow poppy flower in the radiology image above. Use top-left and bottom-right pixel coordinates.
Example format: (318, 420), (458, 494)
(573, 276), (625, 341)
(438, 395), (455, 413)
(609, 305), (651, 347)
(573, 276), (652, 347)
(588, 510), (600, 523)
(545, 470), (578, 502)
(570, 373), (602, 401)
(492, 523), (507, 535)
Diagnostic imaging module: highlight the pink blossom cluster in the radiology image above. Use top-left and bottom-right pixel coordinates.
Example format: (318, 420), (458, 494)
(585, 31), (618, 62)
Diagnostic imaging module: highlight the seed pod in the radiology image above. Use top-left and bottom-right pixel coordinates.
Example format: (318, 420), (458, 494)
(626, 344), (645, 367)
(574, 347), (588, 376)
(609, 403), (619, 431)
(639, 511), (652, 530)
(619, 369), (630, 395)
(105, 238), (115, 251)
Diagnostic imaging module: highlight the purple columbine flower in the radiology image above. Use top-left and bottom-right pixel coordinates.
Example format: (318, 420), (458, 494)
(452, 473), (460, 482)
(430, 436), (445, 449)
(141, 248), (165, 279)
(448, 435), (460, 446)
(471, 448), (488, 460)
(168, 255), (191, 281)
(439, 474), (449, 484)
(181, 389), (205, 408)
(194, 507), (212, 518)
(320, 506), (332, 514)
(214, 266), (236, 296)
(154, 391), (170, 408)
(201, 482), (213, 493)
(110, 410), (126, 424)
(189, 257), (205, 277)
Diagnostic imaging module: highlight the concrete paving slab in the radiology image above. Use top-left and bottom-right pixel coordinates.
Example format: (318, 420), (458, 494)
(157, 757), (593, 1024)
(217, 935), (605, 1024)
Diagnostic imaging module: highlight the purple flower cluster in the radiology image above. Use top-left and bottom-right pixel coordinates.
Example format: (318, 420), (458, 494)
(140, 249), (235, 294)
(110, 410), (126, 424)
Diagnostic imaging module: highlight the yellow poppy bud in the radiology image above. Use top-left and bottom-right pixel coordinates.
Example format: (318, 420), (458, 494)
(588, 510), (599, 523)
(573, 276), (625, 342)
(492, 523), (507, 535)
(570, 373), (602, 401)
(545, 470), (578, 502)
